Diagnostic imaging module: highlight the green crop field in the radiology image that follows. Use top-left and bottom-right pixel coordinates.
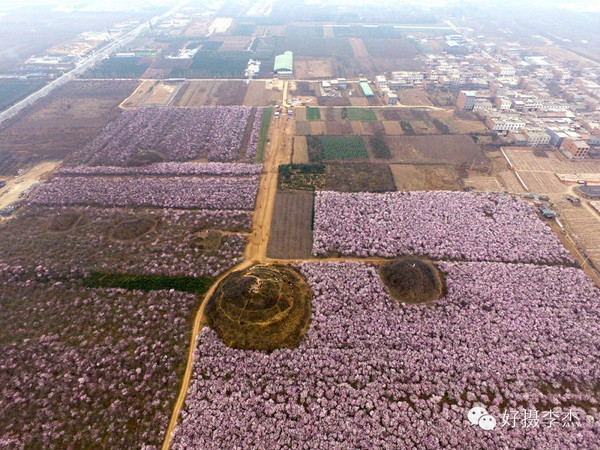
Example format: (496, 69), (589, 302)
(344, 107), (377, 121)
(321, 136), (369, 160)
(306, 106), (321, 121)
(256, 107), (273, 163)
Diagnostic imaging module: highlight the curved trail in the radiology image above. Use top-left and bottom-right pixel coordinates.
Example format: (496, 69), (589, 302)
(161, 83), (292, 450)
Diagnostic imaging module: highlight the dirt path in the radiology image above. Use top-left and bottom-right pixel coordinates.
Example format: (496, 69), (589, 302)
(0, 161), (60, 214)
(161, 83), (292, 450)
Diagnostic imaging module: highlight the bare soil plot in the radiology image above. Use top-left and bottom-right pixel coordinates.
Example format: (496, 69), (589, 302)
(390, 164), (462, 191)
(296, 122), (310, 136)
(0, 80), (137, 175)
(185, 19), (211, 37)
(267, 192), (314, 259)
(347, 38), (374, 76)
(325, 162), (395, 192)
(171, 80), (249, 106)
(309, 122), (327, 135)
(325, 121), (343, 135)
(496, 169), (527, 194)
(350, 122), (363, 135)
(383, 135), (488, 165)
(555, 200), (600, 272)
(0, 161), (59, 211)
(292, 136), (309, 164)
(462, 174), (503, 192)
(121, 81), (154, 108)
(143, 82), (180, 106)
(518, 171), (568, 194)
(317, 96), (352, 106)
(503, 147), (600, 173)
(449, 117), (488, 134)
(410, 120), (438, 135)
(400, 89), (433, 106)
(295, 57), (335, 79)
(382, 121), (404, 135)
(243, 80), (282, 106)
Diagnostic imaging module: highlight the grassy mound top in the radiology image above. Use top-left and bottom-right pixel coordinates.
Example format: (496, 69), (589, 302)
(206, 264), (312, 351)
(380, 257), (444, 304)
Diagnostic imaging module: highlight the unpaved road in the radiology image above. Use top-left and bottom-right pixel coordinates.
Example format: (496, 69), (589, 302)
(162, 82), (293, 450)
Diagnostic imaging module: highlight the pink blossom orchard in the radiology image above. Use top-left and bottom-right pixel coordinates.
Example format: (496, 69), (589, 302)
(30, 174), (260, 210)
(171, 262), (600, 449)
(313, 191), (573, 264)
(77, 106), (263, 164)
(0, 280), (201, 449)
(0, 207), (250, 278)
(58, 162), (263, 177)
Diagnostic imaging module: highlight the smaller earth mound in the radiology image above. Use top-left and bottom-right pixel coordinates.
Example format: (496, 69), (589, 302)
(189, 230), (222, 251)
(380, 258), (445, 304)
(48, 208), (83, 232)
(206, 265), (312, 351)
(126, 149), (165, 167)
(111, 217), (156, 240)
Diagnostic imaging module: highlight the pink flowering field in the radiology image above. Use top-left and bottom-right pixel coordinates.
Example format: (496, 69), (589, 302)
(0, 270), (200, 449)
(313, 191), (573, 265)
(172, 262), (600, 449)
(76, 106), (263, 165)
(0, 206), (250, 278)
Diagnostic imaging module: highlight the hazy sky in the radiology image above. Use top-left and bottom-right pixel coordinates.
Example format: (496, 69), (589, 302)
(0, 0), (598, 12)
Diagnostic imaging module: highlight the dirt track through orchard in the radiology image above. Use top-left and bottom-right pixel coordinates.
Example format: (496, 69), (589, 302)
(161, 82), (292, 450)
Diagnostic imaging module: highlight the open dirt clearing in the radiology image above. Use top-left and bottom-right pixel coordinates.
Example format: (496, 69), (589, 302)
(294, 57), (335, 79)
(503, 147), (600, 173)
(390, 164), (462, 191)
(267, 191), (314, 259)
(243, 80), (282, 106)
(382, 121), (405, 135)
(383, 135), (488, 165)
(0, 161), (59, 211)
(400, 89), (433, 106)
(170, 81), (250, 106)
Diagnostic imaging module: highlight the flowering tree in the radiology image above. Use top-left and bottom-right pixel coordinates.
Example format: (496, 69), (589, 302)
(30, 174), (260, 210)
(313, 191), (573, 265)
(171, 262), (600, 449)
(0, 279), (203, 449)
(76, 106), (261, 165)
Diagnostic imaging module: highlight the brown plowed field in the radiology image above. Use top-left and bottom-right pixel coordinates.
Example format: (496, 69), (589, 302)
(267, 191), (314, 259)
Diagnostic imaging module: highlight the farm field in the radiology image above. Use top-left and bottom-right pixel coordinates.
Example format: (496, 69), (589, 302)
(382, 135), (489, 165)
(266, 191), (314, 259)
(318, 136), (369, 161)
(306, 106), (321, 121)
(83, 56), (151, 78)
(325, 162), (395, 192)
(0, 78), (47, 112)
(390, 164), (463, 191)
(122, 80), (182, 107)
(5, 5), (600, 449)
(292, 136), (309, 163)
(0, 80), (138, 175)
(170, 80), (249, 106)
(294, 57), (335, 78)
(500, 147), (600, 273)
(74, 106), (263, 165)
(344, 107), (377, 121)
